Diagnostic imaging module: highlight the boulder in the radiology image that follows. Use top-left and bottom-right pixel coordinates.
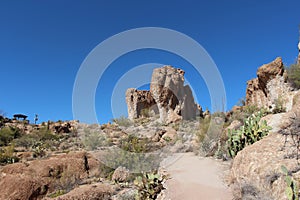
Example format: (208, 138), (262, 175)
(225, 120), (242, 132)
(111, 166), (130, 183)
(0, 152), (101, 199)
(246, 57), (295, 111)
(231, 111), (300, 199)
(44, 183), (113, 200)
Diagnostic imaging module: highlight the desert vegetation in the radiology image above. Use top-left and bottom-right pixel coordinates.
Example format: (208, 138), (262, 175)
(1, 56), (300, 200)
(287, 63), (300, 89)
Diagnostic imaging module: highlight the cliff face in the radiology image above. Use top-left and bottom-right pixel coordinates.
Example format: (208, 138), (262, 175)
(246, 57), (294, 111)
(126, 66), (198, 123)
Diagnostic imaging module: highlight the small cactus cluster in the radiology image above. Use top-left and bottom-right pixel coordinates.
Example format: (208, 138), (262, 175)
(281, 165), (299, 200)
(227, 111), (271, 157)
(134, 171), (165, 200)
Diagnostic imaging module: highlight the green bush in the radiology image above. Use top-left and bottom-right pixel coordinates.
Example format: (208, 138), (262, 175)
(119, 134), (149, 153)
(35, 127), (59, 141)
(227, 111), (271, 157)
(0, 144), (19, 164)
(101, 148), (161, 175)
(81, 129), (107, 150)
(287, 63), (300, 89)
(101, 134), (161, 174)
(112, 116), (133, 127)
(195, 117), (211, 143)
(0, 127), (20, 146)
(15, 134), (38, 148)
(15, 127), (59, 153)
(199, 117), (224, 157)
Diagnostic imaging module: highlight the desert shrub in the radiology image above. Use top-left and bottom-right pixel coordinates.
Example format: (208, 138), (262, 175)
(15, 127), (59, 154)
(101, 148), (161, 175)
(15, 134), (38, 148)
(81, 129), (107, 150)
(287, 63), (300, 89)
(119, 134), (149, 153)
(32, 141), (47, 158)
(278, 111), (300, 160)
(227, 111), (271, 157)
(272, 96), (286, 114)
(101, 135), (161, 175)
(199, 117), (224, 156)
(134, 117), (151, 126)
(243, 105), (264, 117)
(36, 127), (59, 141)
(0, 144), (19, 164)
(232, 182), (272, 200)
(195, 117), (211, 143)
(52, 166), (82, 194)
(113, 116), (133, 127)
(140, 108), (151, 118)
(211, 111), (226, 119)
(0, 126), (20, 146)
(48, 190), (65, 198)
(134, 171), (165, 200)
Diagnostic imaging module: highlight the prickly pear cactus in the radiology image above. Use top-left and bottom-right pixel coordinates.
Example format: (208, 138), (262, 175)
(134, 171), (165, 200)
(281, 165), (299, 200)
(227, 111), (271, 157)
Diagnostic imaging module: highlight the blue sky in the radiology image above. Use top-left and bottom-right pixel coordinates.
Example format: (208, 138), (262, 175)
(0, 0), (299, 124)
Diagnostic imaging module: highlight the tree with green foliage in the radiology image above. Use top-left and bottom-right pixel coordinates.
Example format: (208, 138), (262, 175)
(0, 127), (20, 146)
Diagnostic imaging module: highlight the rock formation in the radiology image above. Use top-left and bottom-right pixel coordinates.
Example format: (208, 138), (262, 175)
(125, 89), (157, 120)
(246, 57), (295, 111)
(0, 152), (108, 199)
(126, 66), (198, 123)
(230, 95), (300, 199)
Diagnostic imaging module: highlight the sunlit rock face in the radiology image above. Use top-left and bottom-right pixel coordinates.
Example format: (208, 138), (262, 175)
(126, 65), (198, 123)
(246, 57), (294, 111)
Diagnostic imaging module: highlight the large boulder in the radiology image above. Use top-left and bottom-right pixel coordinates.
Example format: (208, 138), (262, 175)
(111, 166), (130, 183)
(126, 66), (198, 123)
(0, 152), (102, 199)
(44, 183), (113, 200)
(231, 111), (300, 199)
(246, 57), (295, 111)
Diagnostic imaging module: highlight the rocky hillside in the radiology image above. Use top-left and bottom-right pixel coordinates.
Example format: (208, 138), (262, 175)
(0, 54), (300, 199)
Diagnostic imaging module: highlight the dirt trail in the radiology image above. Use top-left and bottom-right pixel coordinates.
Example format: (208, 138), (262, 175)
(160, 153), (233, 200)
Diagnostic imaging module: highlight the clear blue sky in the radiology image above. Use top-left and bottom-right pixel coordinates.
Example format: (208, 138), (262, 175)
(0, 0), (299, 124)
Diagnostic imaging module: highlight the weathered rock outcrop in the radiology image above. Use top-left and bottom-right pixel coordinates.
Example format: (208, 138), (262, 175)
(125, 89), (157, 120)
(231, 95), (300, 199)
(246, 57), (295, 111)
(126, 66), (198, 123)
(0, 152), (104, 199)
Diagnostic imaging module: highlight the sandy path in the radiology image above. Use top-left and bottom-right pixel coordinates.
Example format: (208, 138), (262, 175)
(160, 153), (233, 200)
